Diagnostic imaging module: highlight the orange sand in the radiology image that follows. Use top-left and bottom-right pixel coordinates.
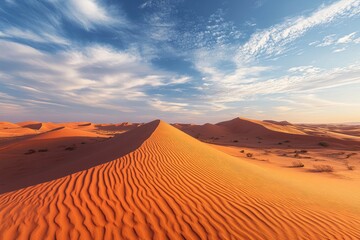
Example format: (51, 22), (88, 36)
(1, 120), (360, 239)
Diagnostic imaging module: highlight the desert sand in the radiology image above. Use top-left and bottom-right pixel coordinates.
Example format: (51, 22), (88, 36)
(0, 118), (360, 239)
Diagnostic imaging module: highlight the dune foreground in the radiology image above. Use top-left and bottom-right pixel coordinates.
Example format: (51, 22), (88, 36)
(1, 120), (360, 239)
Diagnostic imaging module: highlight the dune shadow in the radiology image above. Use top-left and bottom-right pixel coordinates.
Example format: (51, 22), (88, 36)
(0, 120), (159, 194)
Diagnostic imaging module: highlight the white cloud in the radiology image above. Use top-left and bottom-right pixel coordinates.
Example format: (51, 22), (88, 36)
(288, 66), (321, 74)
(0, 40), (191, 112)
(197, 63), (360, 105)
(333, 47), (346, 53)
(150, 99), (188, 112)
(274, 106), (292, 112)
(0, 27), (69, 45)
(337, 32), (357, 43)
(315, 32), (359, 48)
(236, 0), (360, 62)
(67, 0), (118, 29)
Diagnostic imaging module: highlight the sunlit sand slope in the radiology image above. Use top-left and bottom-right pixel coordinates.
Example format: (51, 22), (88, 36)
(0, 120), (359, 239)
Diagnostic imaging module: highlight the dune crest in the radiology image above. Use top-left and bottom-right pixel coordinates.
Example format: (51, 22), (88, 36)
(217, 117), (306, 135)
(0, 120), (360, 239)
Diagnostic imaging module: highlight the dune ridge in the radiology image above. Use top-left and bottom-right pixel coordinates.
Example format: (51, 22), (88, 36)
(0, 120), (360, 239)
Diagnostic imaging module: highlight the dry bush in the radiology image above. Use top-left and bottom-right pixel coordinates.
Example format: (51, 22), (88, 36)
(38, 149), (48, 152)
(344, 161), (355, 170)
(65, 146), (76, 151)
(24, 149), (36, 155)
(295, 149), (307, 154)
(318, 142), (329, 147)
(347, 165), (355, 170)
(313, 164), (334, 172)
(246, 153), (253, 158)
(292, 160), (304, 168)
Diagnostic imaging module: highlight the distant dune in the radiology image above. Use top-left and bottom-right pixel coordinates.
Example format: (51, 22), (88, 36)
(217, 117), (306, 135)
(0, 122), (37, 138)
(178, 117), (360, 150)
(1, 120), (360, 239)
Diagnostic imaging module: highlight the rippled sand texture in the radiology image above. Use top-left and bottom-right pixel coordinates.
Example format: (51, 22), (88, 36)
(1, 120), (360, 239)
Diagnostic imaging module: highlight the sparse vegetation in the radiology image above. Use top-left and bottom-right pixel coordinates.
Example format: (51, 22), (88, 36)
(292, 160), (304, 168)
(344, 161), (355, 170)
(65, 146), (76, 151)
(210, 137), (220, 140)
(318, 142), (329, 147)
(233, 140), (238, 143)
(346, 153), (357, 158)
(38, 149), (48, 152)
(295, 150), (307, 154)
(240, 150), (245, 153)
(24, 149), (36, 155)
(313, 164), (334, 172)
(347, 165), (355, 170)
(278, 142), (283, 145)
(246, 153), (253, 158)
(81, 142), (86, 144)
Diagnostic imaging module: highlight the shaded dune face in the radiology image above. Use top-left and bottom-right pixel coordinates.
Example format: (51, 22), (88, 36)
(180, 117), (360, 150)
(0, 121), (157, 194)
(1, 121), (360, 239)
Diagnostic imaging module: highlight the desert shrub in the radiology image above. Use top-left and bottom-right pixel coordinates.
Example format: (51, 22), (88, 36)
(65, 146), (76, 151)
(233, 140), (238, 142)
(283, 140), (290, 143)
(318, 142), (329, 147)
(81, 142), (86, 144)
(295, 150), (307, 154)
(292, 160), (304, 168)
(313, 164), (334, 172)
(278, 142), (283, 145)
(344, 161), (355, 170)
(246, 153), (253, 158)
(38, 149), (48, 152)
(347, 165), (355, 170)
(25, 149), (36, 155)
(346, 153), (357, 158)
(240, 150), (245, 153)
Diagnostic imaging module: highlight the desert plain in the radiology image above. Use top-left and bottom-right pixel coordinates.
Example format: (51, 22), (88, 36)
(0, 117), (360, 239)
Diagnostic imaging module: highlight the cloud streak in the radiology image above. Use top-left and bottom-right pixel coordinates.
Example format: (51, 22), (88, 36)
(236, 0), (360, 62)
(0, 40), (191, 114)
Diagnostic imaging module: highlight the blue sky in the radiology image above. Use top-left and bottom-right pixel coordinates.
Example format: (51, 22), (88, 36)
(0, 0), (359, 123)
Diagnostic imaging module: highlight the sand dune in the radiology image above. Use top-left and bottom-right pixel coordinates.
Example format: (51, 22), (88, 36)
(1, 120), (360, 239)
(217, 117), (306, 135)
(180, 117), (360, 150)
(95, 122), (141, 132)
(176, 123), (230, 138)
(0, 122), (37, 138)
(0, 122), (20, 129)
(31, 126), (103, 140)
(18, 121), (61, 132)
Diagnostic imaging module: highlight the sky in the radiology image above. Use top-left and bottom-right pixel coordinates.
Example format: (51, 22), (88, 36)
(0, 0), (359, 124)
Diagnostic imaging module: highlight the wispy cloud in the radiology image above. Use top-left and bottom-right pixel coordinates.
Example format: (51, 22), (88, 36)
(0, 40), (191, 113)
(236, 0), (360, 62)
(313, 32), (360, 48)
(0, 27), (69, 45)
(54, 0), (122, 30)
